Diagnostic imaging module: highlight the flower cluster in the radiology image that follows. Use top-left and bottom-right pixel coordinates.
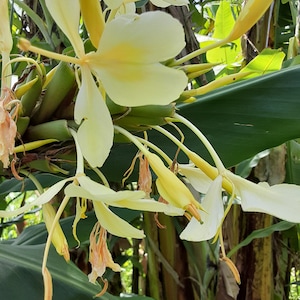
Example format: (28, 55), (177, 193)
(0, 0), (298, 299)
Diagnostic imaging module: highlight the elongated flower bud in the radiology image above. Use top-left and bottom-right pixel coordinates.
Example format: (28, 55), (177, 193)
(42, 203), (70, 261)
(227, 0), (274, 41)
(0, 0), (13, 89)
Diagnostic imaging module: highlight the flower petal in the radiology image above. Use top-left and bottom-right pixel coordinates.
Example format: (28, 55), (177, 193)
(180, 175), (224, 241)
(97, 11), (185, 63)
(228, 172), (300, 223)
(87, 11), (187, 106)
(65, 181), (145, 203)
(45, 0), (84, 57)
(179, 164), (213, 194)
(93, 63), (187, 106)
(75, 67), (114, 167)
(93, 201), (145, 238)
(0, 178), (71, 218)
(150, 0), (189, 8)
(66, 178), (184, 215)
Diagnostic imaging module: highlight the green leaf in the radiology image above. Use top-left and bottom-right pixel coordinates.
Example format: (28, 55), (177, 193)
(13, 0), (54, 48)
(227, 220), (295, 258)
(206, 1), (242, 66)
(240, 48), (286, 78)
(0, 243), (107, 300)
(0, 210), (151, 300)
(0, 243), (153, 300)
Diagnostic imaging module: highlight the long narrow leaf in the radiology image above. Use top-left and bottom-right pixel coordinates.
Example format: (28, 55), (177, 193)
(227, 220), (295, 258)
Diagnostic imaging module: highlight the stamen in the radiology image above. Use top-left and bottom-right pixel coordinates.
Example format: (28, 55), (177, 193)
(184, 203), (202, 222)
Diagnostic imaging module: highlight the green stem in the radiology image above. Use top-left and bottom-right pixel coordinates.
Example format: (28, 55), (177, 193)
(114, 125), (149, 155)
(92, 167), (110, 188)
(169, 39), (228, 67)
(172, 113), (226, 173)
(42, 195), (70, 297)
(135, 137), (173, 166)
(19, 169), (44, 194)
(18, 38), (80, 65)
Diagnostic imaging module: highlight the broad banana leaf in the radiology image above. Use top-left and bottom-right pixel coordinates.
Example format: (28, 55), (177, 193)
(103, 65), (300, 181)
(0, 211), (150, 300)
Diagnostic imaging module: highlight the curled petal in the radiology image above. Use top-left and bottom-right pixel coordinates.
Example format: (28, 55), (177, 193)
(75, 67), (114, 167)
(65, 180), (144, 202)
(180, 175), (224, 241)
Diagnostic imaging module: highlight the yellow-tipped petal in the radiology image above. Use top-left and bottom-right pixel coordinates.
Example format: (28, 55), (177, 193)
(75, 66), (113, 168)
(178, 163), (213, 194)
(180, 175), (224, 241)
(79, 0), (105, 48)
(45, 0), (85, 57)
(87, 11), (188, 106)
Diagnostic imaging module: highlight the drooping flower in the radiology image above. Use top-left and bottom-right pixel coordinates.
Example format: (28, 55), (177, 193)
(88, 222), (121, 284)
(0, 0), (17, 168)
(19, 1), (188, 168)
(0, 90), (17, 168)
(114, 125), (203, 220)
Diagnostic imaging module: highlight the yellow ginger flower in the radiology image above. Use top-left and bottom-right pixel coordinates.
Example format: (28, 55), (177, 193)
(19, 0), (187, 168)
(114, 125), (203, 220)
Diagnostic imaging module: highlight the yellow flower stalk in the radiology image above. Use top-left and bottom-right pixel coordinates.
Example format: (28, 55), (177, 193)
(42, 203), (70, 261)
